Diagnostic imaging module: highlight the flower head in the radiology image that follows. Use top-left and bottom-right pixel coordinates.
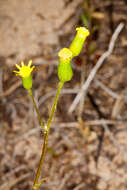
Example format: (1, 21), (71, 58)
(58, 48), (72, 62)
(14, 60), (35, 78)
(14, 60), (35, 89)
(76, 27), (89, 38)
(57, 48), (73, 82)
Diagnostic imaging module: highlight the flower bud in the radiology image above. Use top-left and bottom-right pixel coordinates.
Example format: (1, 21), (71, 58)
(69, 27), (89, 57)
(57, 48), (73, 82)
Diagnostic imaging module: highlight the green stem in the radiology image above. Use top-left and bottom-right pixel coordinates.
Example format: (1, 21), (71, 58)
(46, 81), (64, 132)
(32, 81), (64, 190)
(28, 88), (45, 128)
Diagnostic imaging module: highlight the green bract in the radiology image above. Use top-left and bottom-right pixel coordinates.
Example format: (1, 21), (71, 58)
(69, 27), (89, 57)
(57, 48), (73, 82)
(22, 75), (32, 89)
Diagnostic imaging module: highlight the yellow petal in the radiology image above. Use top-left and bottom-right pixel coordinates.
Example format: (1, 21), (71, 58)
(31, 66), (35, 71)
(13, 70), (20, 74)
(28, 60), (32, 67)
(21, 61), (24, 67)
(15, 64), (21, 70)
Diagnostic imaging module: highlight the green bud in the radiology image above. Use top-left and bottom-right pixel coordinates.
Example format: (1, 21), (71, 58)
(57, 48), (73, 82)
(69, 27), (89, 57)
(22, 75), (32, 89)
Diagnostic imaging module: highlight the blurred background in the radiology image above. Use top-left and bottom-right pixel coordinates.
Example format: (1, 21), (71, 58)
(0, 0), (127, 189)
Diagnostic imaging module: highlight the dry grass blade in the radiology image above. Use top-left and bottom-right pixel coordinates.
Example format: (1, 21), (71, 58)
(102, 120), (127, 154)
(0, 173), (30, 190)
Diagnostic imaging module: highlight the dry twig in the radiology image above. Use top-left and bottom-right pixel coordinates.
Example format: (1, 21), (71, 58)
(0, 69), (3, 94)
(0, 80), (22, 98)
(73, 183), (85, 190)
(0, 173), (30, 190)
(95, 79), (119, 99)
(58, 171), (73, 190)
(39, 88), (79, 107)
(102, 120), (127, 153)
(15, 119), (127, 142)
(1, 165), (26, 181)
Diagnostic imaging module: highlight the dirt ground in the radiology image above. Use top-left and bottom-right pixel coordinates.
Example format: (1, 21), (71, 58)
(0, 0), (127, 190)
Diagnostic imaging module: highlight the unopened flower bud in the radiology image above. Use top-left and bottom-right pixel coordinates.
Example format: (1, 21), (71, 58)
(69, 27), (89, 57)
(57, 48), (73, 82)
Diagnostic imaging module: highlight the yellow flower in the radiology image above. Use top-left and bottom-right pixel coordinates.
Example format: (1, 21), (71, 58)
(76, 27), (90, 38)
(14, 60), (35, 89)
(14, 60), (35, 78)
(58, 48), (72, 62)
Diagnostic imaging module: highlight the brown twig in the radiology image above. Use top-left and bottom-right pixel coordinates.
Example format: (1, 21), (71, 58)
(0, 173), (30, 190)
(0, 80), (22, 98)
(102, 120), (127, 153)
